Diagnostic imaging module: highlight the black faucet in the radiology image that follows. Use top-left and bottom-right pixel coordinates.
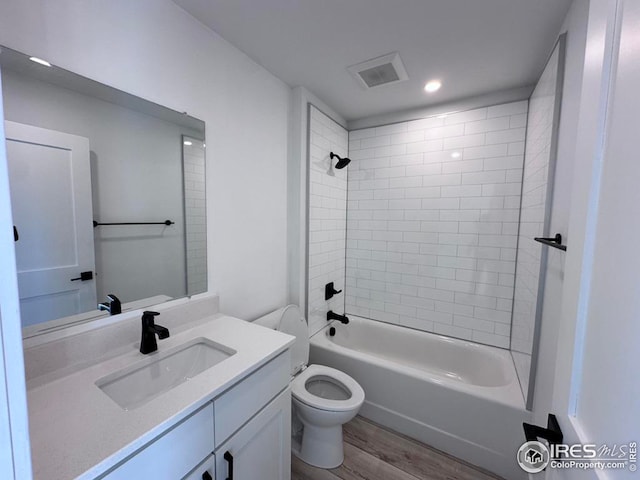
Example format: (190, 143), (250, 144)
(327, 310), (349, 324)
(98, 294), (121, 315)
(140, 311), (170, 354)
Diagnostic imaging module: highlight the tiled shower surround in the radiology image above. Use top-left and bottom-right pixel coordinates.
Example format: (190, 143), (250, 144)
(307, 106), (349, 336)
(345, 101), (528, 348)
(183, 138), (207, 296)
(511, 46), (561, 393)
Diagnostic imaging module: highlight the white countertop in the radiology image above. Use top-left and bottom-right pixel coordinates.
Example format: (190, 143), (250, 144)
(26, 314), (294, 480)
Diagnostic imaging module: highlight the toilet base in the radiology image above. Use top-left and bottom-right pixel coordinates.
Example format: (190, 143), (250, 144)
(295, 423), (344, 468)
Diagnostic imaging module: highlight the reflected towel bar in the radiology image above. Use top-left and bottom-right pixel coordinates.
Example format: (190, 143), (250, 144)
(93, 220), (174, 228)
(534, 233), (567, 251)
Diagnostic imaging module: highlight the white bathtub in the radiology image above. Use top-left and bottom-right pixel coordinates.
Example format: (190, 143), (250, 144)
(309, 316), (530, 480)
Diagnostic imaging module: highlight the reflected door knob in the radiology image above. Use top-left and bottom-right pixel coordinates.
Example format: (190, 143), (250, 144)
(70, 271), (93, 281)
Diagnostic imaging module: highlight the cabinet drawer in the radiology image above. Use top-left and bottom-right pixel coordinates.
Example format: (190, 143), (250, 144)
(214, 351), (289, 447)
(183, 453), (215, 480)
(102, 403), (214, 480)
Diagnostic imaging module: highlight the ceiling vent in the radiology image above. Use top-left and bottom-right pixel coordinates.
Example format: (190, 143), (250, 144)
(348, 52), (409, 89)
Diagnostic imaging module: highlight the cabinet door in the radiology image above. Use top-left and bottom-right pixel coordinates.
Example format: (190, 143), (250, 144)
(216, 387), (291, 480)
(183, 454), (215, 480)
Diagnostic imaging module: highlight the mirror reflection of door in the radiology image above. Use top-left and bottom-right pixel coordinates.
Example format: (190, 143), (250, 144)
(5, 121), (96, 326)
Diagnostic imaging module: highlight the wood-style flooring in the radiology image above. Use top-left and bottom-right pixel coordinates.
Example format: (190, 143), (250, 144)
(291, 416), (504, 480)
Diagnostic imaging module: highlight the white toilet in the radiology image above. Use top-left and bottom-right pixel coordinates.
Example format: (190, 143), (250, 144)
(255, 305), (365, 468)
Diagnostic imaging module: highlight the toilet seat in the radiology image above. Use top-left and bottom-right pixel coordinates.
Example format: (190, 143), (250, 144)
(292, 364), (365, 412)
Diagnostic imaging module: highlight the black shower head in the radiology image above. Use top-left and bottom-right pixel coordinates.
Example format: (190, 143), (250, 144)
(336, 157), (351, 169)
(330, 152), (351, 169)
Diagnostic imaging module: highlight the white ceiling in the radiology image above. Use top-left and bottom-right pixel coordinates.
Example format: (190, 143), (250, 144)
(173, 0), (572, 121)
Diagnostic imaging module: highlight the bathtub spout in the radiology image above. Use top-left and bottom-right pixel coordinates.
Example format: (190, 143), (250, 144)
(327, 310), (349, 324)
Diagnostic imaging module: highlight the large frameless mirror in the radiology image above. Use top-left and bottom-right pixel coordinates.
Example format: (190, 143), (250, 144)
(0, 45), (207, 337)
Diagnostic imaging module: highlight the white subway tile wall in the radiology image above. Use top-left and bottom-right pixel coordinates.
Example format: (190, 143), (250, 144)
(307, 106), (349, 336)
(511, 48), (560, 394)
(346, 101), (528, 348)
(183, 138), (207, 296)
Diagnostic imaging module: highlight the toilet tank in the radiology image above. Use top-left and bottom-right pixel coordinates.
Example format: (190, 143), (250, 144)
(254, 305), (309, 375)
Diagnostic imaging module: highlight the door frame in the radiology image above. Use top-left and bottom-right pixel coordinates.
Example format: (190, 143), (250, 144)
(0, 68), (33, 479)
(532, 1), (620, 478)
(550, 0), (618, 430)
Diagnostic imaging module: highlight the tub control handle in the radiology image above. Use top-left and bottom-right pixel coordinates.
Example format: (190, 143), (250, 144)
(224, 451), (234, 480)
(327, 310), (349, 324)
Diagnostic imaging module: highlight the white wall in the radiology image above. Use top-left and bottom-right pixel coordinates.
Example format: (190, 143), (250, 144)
(0, 0), (291, 319)
(0, 74), (32, 478)
(571, 0), (640, 461)
(524, 3), (640, 479)
(346, 101), (527, 348)
(2, 71), (193, 306)
(306, 106), (348, 335)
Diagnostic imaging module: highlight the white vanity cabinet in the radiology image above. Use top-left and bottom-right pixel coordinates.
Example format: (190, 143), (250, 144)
(215, 388), (291, 480)
(100, 352), (291, 480)
(183, 454), (216, 480)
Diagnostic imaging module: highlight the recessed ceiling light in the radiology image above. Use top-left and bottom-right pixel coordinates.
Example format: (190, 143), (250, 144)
(424, 80), (442, 93)
(451, 151), (461, 159)
(29, 56), (51, 67)
(183, 140), (193, 146)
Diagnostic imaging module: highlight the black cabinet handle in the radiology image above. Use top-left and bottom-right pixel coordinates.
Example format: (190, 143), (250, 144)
(13, 226), (18, 242)
(202, 471), (212, 480)
(224, 451), (234, 480)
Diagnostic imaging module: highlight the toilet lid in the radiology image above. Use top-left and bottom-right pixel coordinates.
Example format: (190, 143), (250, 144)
(292, 364), (365, 412)
(278, 305), (309, 375)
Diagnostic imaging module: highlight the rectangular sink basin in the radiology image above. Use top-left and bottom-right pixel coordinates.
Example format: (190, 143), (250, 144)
(96, 337), (236, 410)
